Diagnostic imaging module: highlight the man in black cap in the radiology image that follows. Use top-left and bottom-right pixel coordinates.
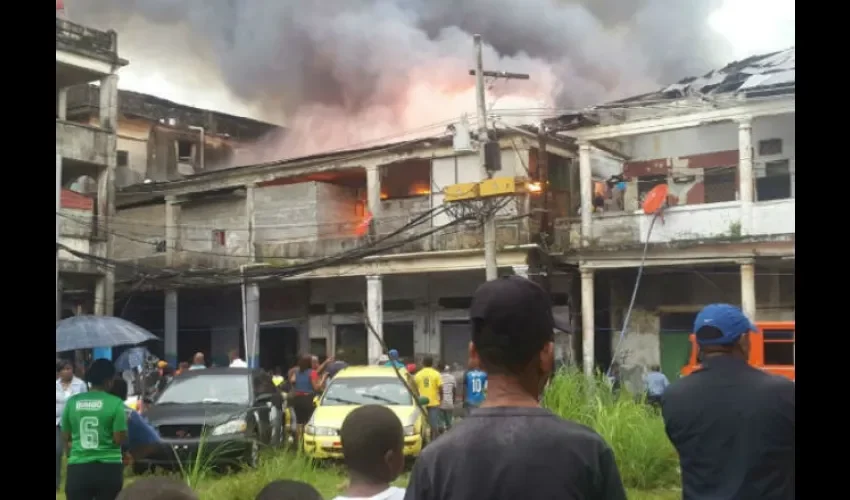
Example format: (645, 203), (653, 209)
(404, 276), (626, 500)
(662, 304), (795, 500)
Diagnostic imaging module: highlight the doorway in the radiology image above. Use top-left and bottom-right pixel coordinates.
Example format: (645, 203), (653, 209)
(259, 325), (299, 373)
(659, 312), (696, 381)
(336, 324), (367, 365)
(440, 320), (470, 369)
(383, 322), (414, 361)
(178, 329), (212, 367)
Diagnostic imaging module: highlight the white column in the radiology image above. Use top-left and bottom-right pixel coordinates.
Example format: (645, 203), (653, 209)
(365, 164), (381, 234)
(580, 269), (595, 377)
(164, 290), (178, 367)
(738, 118), (754, 234)
(242, 282), (260, 368)
(578, 142), (593, 246)
(57, 88), (67, 120)
(366, 275), (384, 363)
(740, 260), (756, 321)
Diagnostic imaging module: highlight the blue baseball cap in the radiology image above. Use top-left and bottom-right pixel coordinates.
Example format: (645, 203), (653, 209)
(388, 349), (399, 359)
(693, 304), (757, 346)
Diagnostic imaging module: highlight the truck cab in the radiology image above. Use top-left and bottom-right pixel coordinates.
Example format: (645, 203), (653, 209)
(681, 321), (795, 381)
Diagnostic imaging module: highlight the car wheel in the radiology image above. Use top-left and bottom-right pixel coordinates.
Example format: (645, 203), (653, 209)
(243, 438), (260, 469)
(269, 406), (283, 447)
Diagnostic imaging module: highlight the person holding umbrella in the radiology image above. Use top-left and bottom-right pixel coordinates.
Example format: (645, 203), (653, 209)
(60, 359), (128, 500)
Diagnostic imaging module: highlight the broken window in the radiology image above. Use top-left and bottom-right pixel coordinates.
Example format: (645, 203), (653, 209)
(177, 140), (194, 163)
(757, 159), (792, 201)
(117, 150), (129, 167)
(703, 169), (737, 203)
(637, 175), (668, 206)
(381, 160), (431, 199)
(758, 138), (782, 156)
(212, 229), (226, 248)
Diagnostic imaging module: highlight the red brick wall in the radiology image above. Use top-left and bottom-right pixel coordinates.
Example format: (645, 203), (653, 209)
(623, 150), (739, 205)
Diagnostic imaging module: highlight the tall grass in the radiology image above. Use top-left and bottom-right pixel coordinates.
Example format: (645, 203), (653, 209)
(542, 370), (680, 490)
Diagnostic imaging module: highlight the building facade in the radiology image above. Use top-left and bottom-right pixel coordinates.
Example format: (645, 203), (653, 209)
(56, 16), (127, 321)
(549, 48), (796, 386)
(111, 130), (577, 370)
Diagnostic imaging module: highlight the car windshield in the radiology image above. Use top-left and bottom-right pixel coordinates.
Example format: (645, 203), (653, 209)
(321, 377), (413, 406)
(156, 374), (250, 405)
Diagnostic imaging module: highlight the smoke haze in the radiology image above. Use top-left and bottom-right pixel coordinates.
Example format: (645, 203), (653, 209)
(68, 0), (733, 161)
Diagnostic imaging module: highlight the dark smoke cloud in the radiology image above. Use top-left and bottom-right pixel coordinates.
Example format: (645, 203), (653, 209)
(68, 0), (732, 158)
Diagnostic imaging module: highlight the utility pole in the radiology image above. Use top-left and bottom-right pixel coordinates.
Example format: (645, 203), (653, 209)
(471, 34), (530, 281)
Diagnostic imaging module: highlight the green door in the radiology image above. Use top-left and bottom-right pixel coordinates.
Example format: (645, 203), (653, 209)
(660, 333), (692, 381)
(660, 313), (697, 381)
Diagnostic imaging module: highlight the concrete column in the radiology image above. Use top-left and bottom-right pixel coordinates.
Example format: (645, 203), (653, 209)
(99, 74), (119, 131)
(365, 164), (381, 233)
(164, 290), (178, 367)
(165, 196), (181, 267)
(57, 88), (67, 120)
(580, 268), (595, 377)
(56, 153), (62, 323)
(578, 142), (593, 246)
(297, 320), (310, 357)
(242, 283), (260, 368)
(512, 265), (529, 278)
(740, 260), (756, 321)
(94, 276), (114, 316)
(366, 275), (384, 363)
(738, 118), (754, 234)
(246, 184), (257, 261)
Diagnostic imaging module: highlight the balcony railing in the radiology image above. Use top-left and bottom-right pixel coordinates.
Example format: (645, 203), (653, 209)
(56, 18), (118, 60)
(555, 198), (795, 250)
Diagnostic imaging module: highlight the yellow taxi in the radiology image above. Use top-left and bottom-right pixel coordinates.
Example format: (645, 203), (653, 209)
(303, 365), (430, 460)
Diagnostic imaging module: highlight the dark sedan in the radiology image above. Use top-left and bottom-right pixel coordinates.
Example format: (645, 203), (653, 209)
(134, 367), (283, 473)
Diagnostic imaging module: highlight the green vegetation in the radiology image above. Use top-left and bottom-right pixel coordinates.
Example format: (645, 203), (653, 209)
(541, 370), (681, 491)
(58, 371), (682, 499)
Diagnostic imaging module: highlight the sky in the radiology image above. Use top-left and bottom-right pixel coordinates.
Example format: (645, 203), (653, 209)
(109, 0), (795, 124)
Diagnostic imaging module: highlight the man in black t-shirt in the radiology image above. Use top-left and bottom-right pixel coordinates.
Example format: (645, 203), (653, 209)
(404, 276), (627, 500)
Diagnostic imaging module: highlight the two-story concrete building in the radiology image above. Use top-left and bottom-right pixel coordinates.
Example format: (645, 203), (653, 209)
(110, 127), (578, 370)
(548, 48), (795, 385)
(56, 16), (127, 320)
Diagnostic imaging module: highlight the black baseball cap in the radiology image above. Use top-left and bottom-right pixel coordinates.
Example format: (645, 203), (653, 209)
(470, 275), (570, 334)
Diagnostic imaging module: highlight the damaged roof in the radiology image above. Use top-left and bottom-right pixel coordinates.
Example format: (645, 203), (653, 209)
(603, 47), (795, 107)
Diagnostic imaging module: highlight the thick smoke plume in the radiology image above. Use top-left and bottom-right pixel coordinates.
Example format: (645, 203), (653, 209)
(69, 0), (731, 163)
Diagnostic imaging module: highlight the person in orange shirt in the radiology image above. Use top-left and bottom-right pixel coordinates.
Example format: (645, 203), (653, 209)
(414, 356), (442, 441)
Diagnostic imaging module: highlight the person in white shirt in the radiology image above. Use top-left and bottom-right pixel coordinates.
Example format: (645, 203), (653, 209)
(56, 359), (87, 492)
(333, 405), (406, 500)
(228, 349), (248, 368)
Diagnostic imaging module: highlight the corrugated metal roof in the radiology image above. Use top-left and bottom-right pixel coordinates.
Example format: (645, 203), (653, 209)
(605, 47), (795, 106)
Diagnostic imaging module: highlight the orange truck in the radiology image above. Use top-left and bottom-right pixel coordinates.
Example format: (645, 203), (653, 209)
(680, 321), (795, 381)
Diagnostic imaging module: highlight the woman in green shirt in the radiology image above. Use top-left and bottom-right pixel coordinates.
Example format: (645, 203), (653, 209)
(60, 359), (128, 500)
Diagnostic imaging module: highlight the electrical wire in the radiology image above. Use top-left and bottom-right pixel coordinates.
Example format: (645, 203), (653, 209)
(605, 209), (662, 376)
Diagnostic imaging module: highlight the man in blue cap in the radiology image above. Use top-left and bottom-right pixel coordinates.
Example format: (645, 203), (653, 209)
(383, 349), (406, 370)
(661, 304), (795, 500)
